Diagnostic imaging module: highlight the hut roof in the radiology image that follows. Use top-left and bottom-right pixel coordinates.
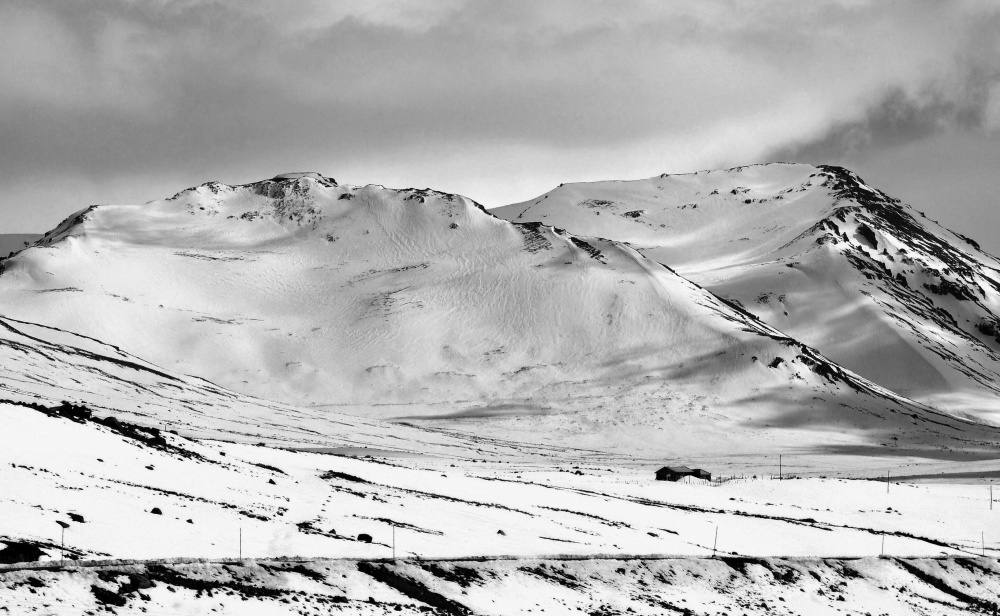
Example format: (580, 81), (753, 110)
(657, 466), (693, 473)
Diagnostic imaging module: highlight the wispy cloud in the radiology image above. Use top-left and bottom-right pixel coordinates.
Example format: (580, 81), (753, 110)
(767, 50), (1000, 165)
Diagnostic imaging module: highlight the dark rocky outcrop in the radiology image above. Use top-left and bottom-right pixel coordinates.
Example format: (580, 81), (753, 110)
(0, 541), (47, 564)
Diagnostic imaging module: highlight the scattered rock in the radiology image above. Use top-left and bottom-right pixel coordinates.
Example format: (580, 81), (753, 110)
(0, 541), (47, 564)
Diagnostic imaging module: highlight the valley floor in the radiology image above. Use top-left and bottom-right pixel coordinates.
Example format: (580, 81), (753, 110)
(4, 395), (1000, 613)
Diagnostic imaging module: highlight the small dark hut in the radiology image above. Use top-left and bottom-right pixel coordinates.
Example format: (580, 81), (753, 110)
(655, 466), (712, 482)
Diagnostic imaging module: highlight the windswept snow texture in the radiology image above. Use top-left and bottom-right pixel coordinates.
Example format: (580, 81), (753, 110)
(2, 172), (988, 453)
(0, 313), (599, 458)
(495, 163), (1000, 423)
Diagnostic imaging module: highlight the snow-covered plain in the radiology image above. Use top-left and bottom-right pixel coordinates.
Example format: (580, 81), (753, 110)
(496, 163), (1000, 423)
(5, 401), (1000, 563)
(4, 395), (1000, 615)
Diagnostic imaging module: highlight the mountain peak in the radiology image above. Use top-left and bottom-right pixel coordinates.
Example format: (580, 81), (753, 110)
(493, 163), (1000, 422)
(270, 172), (337, 184)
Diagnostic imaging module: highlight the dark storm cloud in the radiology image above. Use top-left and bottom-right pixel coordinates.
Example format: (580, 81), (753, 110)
(2, 0), (1000, 232)
(767, 69), (1000, 166)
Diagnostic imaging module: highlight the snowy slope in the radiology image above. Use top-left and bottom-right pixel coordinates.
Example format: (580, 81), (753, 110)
(2, 312), (659, 465)
(495, 164), (1000, 422)
(0, 313), (511, 455)
(0, 172), (991, 454)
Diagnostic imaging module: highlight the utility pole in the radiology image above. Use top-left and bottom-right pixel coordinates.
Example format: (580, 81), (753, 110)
(991, 485), (993, 511)
(392, 526), (396, 560)
(886, 470), (890, 494)
(239, 527), (242, 561)
(983, 531), (986, 557)
(779, 455), (782, 481)
(881, 533), (885, 557)
(55, 521), (69, 566)
(712, 526), (718, 558)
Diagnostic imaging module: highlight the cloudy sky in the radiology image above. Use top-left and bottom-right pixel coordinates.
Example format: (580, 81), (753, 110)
(4, 0), (1000, 249)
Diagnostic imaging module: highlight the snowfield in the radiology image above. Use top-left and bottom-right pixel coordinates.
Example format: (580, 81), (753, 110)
(4, 402), (1000, 563)
(3, 389), (1000, 614)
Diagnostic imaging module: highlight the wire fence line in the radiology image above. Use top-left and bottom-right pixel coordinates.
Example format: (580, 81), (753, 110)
(605, 474), (781, 486)
(3, 471), (993, 574)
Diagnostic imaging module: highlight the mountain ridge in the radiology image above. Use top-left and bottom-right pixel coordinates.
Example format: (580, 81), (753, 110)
(1, 164), (997, 454)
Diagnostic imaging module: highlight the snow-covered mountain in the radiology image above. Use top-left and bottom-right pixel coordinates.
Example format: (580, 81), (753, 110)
(3, 170), (1000, 615)
(495, 164), (1000, 424)
(0, 170), (984, 453)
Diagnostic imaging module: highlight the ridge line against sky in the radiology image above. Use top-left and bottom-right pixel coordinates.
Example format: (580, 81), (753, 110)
(2, 0), (1000, 250)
